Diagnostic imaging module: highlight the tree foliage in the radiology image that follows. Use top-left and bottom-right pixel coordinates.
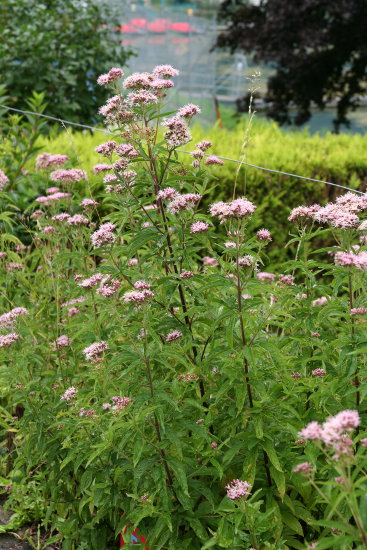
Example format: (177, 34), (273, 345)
(0, 0), (132, 123)
(216, 0), (367, 130)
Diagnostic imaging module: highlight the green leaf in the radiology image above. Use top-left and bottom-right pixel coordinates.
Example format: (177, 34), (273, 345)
(262, 440), (283, 472)
(169, 458), (189, 496)
(270, 465), (286, 499)
(281, 511), (303, 536)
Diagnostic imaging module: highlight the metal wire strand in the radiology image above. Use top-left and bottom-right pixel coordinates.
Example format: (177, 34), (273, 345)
(1, 104), (363, 195)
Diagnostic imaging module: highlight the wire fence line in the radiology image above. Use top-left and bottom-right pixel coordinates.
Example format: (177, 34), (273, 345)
(1, 104), (364, 196)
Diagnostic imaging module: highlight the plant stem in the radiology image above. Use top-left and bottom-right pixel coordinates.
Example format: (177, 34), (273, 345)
(143, 322), (174, 487)
(348, 270), (360, 407)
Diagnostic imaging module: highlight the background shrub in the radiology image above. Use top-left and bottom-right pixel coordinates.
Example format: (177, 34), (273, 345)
(0, 0), (132, 123)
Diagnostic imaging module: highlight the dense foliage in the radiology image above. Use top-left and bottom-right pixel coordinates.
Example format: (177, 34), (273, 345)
(0, 0), (132, 123)
(216, 0), (367, 130)
(1, 65), (367, 550)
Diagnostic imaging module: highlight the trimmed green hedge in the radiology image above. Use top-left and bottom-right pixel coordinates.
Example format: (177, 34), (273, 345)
(37, 118), (367, 264)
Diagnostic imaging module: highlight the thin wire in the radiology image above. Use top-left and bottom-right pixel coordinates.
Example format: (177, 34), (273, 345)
(1, 104), (363, 195)
(0, 105), (113, 135)
(178, 150), (364, 195)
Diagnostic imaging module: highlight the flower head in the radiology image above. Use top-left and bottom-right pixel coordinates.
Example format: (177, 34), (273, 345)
(36, 153), (69, 171)
(81, 198), (98, 208)
(210, 197), (256, 222)
(190, 221), (209, 234)
(205, 155), (224, 166)
(225, 479), (251, 500)
(50, 169), (87, 183)
(163, 116), (191, 148)
(91, 222), (116, 248)
(257, 229), (272, 241)
(0, 333), (19, 348)
(177, 104), (201, 118)
(83, 341), (108, 362)
(97, 67), (124, 86)
(166, 330), (182, 343)
(293, 462), (314, 475)
(61, 387), (77, 401)
(0, 169), (9, 190)
(312, 297), (328, 307)
(123, 289), (154, 305)
(167, 193), (201, 214)
(153, 65), (179, 78)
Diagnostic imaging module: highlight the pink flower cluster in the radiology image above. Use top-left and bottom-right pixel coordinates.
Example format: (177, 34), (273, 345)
(97, 276), (121, 297)
(7, 263), (23, 272)
(68, 214), (89, 226)
(81, 198), (98, 208)
(35, 153), (69, 171)
(166, 330), (182, 342)
(0, 333), (19, 348)
(97, 67), (124, 86)
(91, 222), (116, 248)
(167, 193), (201, 214)
(288, 205), (320, 223)
(55, 335), (70, 348)
(299, 410), (360, 456)
(83, 341), (108, 362)
(312, 296), (328, 307)
(257, 272), (276, 282)
(190, 140), (212, 166)
(205, 155), (224, 166)
(62, 297), (85, 307)
(115, 144), (139, 158)
(180, 271), (194, 278)
(163, 116), (191, 149)
(35, 192), (71, 205)
(0, 307), (28, 329)
(123, 289), (154, 305)
(210, 197), (256, 222)
(351, 307), (367, 315)
(50, 169), (87, 183)
(0, 169), (9, 190)
(177, 104), (201, 118)
(157, 187), (179, 201)
(153, 65), (179, 78)
(111, 396), (131, 410)
(293, 462), (314, 475)
(46, 186), (60, 194)
(52, 213), (70, 222)
(225, 479), (251, 500)
(61, 387), (77, 401)
(257, 229), (272, 241)
(190, 221), (209, 234)
(278, 274), (295, 286)
(127, 90), (158, 106)
(203, 256), (218, 267)
(335, 250), (367, 270)
(78, 273), (104, 288)
(95, 141), (117, 157)
(98, 95), (134, 123)
(238, 255), (255, 267)
(93, 163), (112, 174)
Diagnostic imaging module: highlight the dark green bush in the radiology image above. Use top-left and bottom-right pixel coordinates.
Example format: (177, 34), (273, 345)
(0, 0), (132, 123)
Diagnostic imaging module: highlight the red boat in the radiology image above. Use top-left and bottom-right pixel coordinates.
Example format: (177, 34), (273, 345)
(168, 21), (198, 33)
(130, 18), (148, 29)
(118, 23), (140, 34)
(147, 18), (170, 33)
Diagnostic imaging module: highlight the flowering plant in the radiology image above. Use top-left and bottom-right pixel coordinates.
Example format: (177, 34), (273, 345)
(1, 64), (367, 550)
